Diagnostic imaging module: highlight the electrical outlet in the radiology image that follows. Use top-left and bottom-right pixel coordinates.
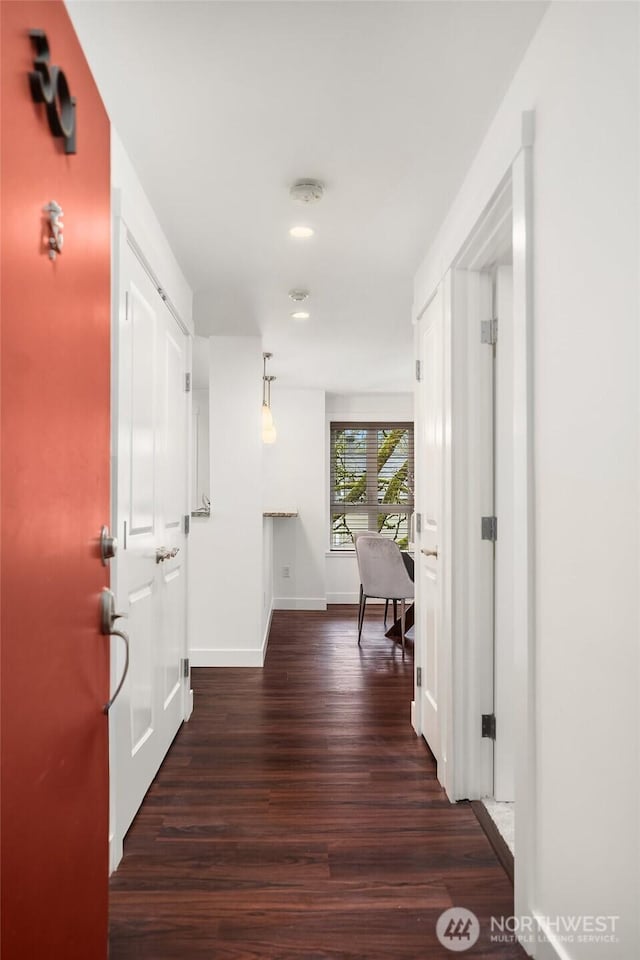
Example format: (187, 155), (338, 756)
(282, 565), (291, 579)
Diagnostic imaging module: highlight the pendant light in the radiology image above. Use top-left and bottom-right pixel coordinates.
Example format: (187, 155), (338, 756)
(262, 352), (277, 444)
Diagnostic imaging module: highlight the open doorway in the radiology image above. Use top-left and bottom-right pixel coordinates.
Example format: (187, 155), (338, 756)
(452, 181), (517, 854)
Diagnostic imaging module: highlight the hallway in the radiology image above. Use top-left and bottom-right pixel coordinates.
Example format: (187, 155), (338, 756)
(109, 606), (523, 959)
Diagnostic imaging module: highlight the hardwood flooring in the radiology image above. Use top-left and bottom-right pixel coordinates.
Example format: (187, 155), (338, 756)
(109, 605), (524, 959)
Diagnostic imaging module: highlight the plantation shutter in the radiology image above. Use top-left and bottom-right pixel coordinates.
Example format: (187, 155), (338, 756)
(330, 422), (414, 550)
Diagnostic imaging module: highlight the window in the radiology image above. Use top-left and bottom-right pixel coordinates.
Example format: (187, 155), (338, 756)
(330, 421), (414, 550)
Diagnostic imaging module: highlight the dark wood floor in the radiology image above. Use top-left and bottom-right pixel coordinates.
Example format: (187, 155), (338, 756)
(109, 606), (523, 959)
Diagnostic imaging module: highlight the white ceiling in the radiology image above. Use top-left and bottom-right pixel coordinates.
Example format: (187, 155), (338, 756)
(68, 0), (547, 392)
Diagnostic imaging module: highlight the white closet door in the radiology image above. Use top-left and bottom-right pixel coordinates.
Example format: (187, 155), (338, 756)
(416, 285), (445, 762)
(111, 240), (189, 866)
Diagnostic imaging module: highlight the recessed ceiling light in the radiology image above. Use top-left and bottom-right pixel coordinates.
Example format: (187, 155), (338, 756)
(289, 226), (314, 239)
(291, 310), (310, 321)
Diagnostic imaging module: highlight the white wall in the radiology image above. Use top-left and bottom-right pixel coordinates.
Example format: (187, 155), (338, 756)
(264, 388), (327, 610)
(262, 517), (274, 645)
(414, 4), (639, 957)
(189, 336), (265, 666)
(111, 130), (193, 332)
(325, 392), (413, 603)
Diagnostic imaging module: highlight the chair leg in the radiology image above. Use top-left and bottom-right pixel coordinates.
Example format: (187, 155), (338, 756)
(393, 599), (398, 624)
(384, 599), (389, 626)
(400, 598), (406, 660)
(357, 585), (366, 645)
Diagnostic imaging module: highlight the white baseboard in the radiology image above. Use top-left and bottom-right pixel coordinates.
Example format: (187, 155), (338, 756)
(273, 597), (327, 611)
(327, 592), (387, 605)
(411, 699), (418, 734)
(531, 915), (575, 960)
(190, 647), (266, 667)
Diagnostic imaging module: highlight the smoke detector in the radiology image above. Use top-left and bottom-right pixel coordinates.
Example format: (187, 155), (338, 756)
(290, 179), (325, 204)
(288, 289), (309, 302)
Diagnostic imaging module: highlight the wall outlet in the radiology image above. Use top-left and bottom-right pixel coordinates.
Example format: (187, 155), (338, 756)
(282, 565), (291, 579)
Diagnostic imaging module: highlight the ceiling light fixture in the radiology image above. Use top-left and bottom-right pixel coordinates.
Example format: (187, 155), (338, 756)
(290, 179), (325, 204)
(288, 289), (309, 302)
(262, 352), (277, 445)
(289, 225), (314, 239)
(291, 311), (310, 321)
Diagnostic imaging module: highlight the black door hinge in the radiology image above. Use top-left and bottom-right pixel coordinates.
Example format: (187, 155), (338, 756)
(482, 713), (496, 740)
(481, 516), (498, 542)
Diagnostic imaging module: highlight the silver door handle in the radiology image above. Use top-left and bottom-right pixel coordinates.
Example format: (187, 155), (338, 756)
(156, 546), (180, 563)
(100, 588), (129, 714)
(421, 547), (439, 558)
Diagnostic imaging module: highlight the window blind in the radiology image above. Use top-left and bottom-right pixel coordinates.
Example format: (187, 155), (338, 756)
(330, 421), (414, 551)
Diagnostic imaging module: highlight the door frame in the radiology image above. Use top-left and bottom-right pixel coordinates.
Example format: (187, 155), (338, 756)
(108, 206), (193, 873)
(413, 114), (536, 942)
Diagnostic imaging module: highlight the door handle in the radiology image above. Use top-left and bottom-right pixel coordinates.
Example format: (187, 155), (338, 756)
(156, 546), (180, 563)
(100, 588), (129, 714)
(421, 547), (439, 558)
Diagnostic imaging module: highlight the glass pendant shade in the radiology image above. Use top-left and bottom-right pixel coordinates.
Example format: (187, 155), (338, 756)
(263, 422), (277, 444)
(262, 402), (273, 431)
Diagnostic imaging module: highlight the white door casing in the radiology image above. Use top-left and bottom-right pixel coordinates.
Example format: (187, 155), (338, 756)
(110, 234), (190, 870)
(494, 266), (515, 801)
(413, 125), (535, 942)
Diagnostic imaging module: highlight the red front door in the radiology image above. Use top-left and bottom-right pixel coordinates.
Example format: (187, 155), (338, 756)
(1, 2), (111, 956)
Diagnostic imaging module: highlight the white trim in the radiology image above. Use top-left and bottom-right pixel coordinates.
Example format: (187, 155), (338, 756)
(531, 914), (572, 960)
(190, 646), (266, 668)
(273, 597), (327, 611)
(511, 142), (537, 929)
(327, 592), (386, 605)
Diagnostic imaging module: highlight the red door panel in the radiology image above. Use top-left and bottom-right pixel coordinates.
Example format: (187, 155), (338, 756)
(1, 2), (110, 957)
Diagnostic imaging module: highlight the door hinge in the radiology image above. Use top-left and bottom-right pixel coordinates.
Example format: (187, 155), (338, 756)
(481, 317), (498, 345)
(481, 516), (498, 541)
(482, 713), (496, 740)
(415, 359), (422, 382)
(184, 514), (190, 535)
(185, 372), (191, 392)
(415, 512), (422, 534)
(181, 657), (190, 679)
(416, 666), (422, 688)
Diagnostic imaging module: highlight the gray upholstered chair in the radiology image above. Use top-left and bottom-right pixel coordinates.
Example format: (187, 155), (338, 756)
(352, 530), (394, 625)
(354, 536), (414, 657)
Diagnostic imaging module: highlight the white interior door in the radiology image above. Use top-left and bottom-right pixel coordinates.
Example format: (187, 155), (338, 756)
(494, 265), (515, 801)
(416, 285), (444, 764)
(111, 239), (189, 865)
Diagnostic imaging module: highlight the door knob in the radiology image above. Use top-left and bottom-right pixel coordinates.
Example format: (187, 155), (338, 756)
(100, 525), (118, 564)
(156, 546), (180, 563)
(421, 547), (439, 558)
